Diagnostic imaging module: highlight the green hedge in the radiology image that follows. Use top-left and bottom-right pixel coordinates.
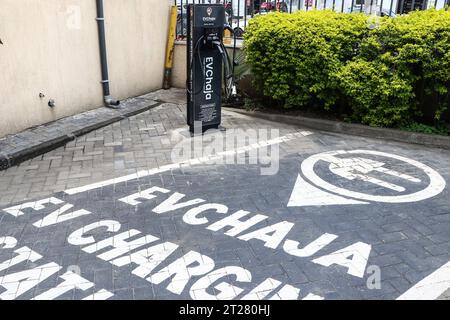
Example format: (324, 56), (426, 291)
(244, 9), (450, 128)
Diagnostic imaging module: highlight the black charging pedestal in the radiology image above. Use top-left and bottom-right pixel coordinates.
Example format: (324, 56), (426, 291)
(187, 4), (225, 134)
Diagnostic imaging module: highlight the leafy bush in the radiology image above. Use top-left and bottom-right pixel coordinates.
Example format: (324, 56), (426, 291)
(334, 59), (414, 126)
(401, 122), (450, 136)
(244, 9), (450, 129)
(245, 10), (369, 109)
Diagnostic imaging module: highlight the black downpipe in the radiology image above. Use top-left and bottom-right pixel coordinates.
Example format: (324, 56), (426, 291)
(96, 0), (120, 108)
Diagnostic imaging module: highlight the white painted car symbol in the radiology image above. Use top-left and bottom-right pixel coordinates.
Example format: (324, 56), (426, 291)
(288, 150), (446, 207)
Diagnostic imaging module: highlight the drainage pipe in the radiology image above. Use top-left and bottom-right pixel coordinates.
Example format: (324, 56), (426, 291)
(95, 0), (120, 108)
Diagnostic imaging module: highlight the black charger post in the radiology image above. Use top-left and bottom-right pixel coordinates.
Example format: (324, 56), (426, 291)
(186, 4), (226, 134)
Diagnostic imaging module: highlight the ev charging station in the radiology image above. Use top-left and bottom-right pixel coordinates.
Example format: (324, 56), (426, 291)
(186, 4), (226, 134)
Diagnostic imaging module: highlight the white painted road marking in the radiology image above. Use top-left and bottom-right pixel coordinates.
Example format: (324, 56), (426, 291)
(397, 261), (450, 300)
(64, 131), (312, 195)
(289, 150), (446, 207)
(329, 157), (420, 192)
(3, 133), (449, 300)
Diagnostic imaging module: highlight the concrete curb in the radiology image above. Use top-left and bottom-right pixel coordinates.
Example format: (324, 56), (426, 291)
(0, 101), (162, 171)
(226, 108), (450, 150)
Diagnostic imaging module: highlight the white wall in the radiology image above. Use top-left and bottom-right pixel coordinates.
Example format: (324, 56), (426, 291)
(0, 0), (172, 138)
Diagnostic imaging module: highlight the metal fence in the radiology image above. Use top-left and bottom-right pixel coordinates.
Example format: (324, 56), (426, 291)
(175, 0), (449, 39)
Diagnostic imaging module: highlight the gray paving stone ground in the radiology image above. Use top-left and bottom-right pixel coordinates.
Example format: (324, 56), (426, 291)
(0, 88), (449, 300)
(0, 95), (161, 170)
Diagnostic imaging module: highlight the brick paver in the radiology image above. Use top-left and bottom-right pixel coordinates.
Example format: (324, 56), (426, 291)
(0, 88), (449, 300)
(0, 95), (161, 171)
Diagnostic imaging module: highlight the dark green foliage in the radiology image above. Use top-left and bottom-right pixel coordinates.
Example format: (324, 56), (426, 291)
(244, 9), (450, 129)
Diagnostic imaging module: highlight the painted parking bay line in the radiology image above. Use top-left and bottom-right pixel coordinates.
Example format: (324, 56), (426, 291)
(64, 130), (313, 195)
(397, 261), (450, 300)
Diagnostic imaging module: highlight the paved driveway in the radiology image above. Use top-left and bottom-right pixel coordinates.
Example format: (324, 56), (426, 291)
(0, 89), (449, 300)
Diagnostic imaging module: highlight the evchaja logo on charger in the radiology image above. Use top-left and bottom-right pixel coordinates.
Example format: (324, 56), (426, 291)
(202, 17), (216, 22)
(203, 57), (214, 100)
